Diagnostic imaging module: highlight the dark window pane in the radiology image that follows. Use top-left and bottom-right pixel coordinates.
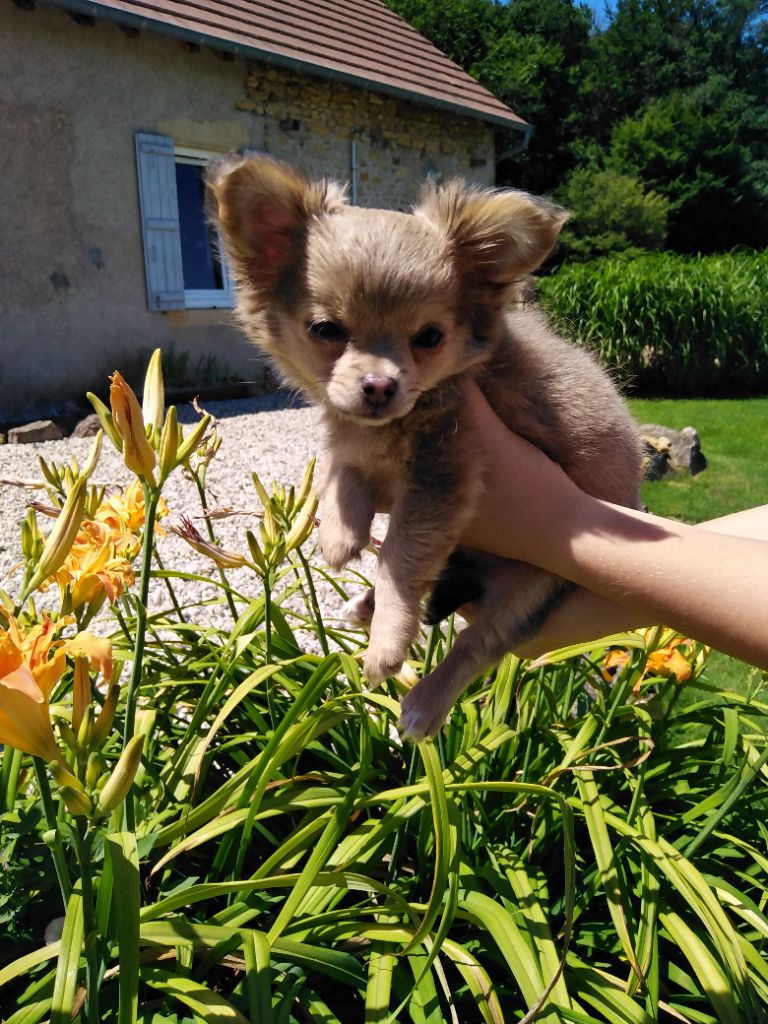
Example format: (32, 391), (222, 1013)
(175, 162), (224, 290)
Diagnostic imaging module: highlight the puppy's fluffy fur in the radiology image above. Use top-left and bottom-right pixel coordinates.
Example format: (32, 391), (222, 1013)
(208, 155), (643, 739)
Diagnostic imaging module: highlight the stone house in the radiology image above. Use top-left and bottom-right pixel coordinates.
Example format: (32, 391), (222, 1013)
(1, 0), (527, 424)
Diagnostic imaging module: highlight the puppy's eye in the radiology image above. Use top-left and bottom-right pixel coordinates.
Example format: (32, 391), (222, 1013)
(307, 320), (348, 342)
(411, 325), (444, 350)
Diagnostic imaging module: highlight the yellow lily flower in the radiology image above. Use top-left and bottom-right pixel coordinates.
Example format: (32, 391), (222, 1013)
(95, 479), (168, 536)
(45, 520), (138, 611)
(0, 615), (112, 761)
(109, 371), (156, 481)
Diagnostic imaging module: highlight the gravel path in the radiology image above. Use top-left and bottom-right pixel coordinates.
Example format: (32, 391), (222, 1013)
(0, 395), (377, 643)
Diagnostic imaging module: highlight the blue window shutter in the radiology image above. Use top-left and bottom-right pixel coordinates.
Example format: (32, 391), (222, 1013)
(134, 132), (185, 310)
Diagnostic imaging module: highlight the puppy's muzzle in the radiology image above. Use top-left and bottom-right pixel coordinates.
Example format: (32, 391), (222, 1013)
(361, 374), (398, 409)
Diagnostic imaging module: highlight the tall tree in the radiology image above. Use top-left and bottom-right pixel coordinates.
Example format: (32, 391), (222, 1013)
(385, 0), (593, 193)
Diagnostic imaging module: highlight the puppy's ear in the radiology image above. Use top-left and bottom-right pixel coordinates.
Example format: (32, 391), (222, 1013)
(414, 180), (568, 299)
(206, 154), (347, 296)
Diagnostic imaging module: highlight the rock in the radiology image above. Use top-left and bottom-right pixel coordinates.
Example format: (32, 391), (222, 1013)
(71, 413), (102, 438)
(641, 435), (672, 481)
(7, 420), (63, 444)
(640, 424), (707, 478)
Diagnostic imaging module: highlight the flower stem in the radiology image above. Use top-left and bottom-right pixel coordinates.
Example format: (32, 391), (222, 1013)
(122, 480), (159, 830)
(192, 470), (239, 621)
(33, 757), (72, 908)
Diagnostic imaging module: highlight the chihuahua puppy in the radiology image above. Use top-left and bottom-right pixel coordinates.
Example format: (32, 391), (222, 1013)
(208, 155), (643, 740)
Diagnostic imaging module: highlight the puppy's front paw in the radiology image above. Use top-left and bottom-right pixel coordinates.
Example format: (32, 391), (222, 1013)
(398, 685), (452, 742)
(363, 641), (407, 685)
(342, 589), (375, 628)
(318, 519), (367, 570)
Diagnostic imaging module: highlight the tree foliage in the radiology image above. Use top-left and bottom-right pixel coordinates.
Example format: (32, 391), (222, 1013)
(384, 0), (768, 256)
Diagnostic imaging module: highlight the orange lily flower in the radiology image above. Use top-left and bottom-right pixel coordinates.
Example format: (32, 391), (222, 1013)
(602, 628), (704, 690)
(0, 615), (112, 761)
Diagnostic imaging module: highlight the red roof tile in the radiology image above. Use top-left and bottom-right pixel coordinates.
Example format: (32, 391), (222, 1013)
(48, 0), (527, 129)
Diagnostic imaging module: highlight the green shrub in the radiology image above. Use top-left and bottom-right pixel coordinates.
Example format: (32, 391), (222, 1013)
(556, 168), (670, 261)
(538, 249), (768, 394)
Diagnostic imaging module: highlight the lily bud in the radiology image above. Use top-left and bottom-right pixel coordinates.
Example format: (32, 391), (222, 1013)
(246, 530), (266, 572)
(90, 682), (119, 749)
(109, 371), (156, 482)
(261, 505), (280, 545)
(86, 751), (108, 790)
(57, 719), (79, 754)
(60, 785), (93, 817)
(251, 472), (271, 510)
(86, 391), (124, 453)
(95, 733), (145, 816)
(38, 455), (61, 490)
(48, 758), (85, 793)
(142, 347), (165, 438)
(158, 405), (179, 482)
(175, 414), (212, 466)
(284, 492), (319, 552)
(81, 430), (103, 480)
(76, 703), (96, 752)
(72, 657), (91, 734)
(21, 509), (43, 562)
(294, 458), (316, 514)
(22, 477), (87, 600)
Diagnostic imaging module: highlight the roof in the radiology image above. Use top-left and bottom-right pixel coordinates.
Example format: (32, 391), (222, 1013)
(44, 0), (528, 131)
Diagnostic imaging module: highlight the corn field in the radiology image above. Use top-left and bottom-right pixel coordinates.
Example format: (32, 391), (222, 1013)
(538, 250), (768, 394)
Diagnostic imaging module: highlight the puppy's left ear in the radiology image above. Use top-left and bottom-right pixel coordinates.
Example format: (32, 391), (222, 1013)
(206, 154), (347, 300)
(414, 180), (568, 299)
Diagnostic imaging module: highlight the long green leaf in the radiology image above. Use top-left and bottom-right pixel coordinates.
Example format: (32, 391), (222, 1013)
(50, 881), (84, 1024)
(141, 966), (249, 1022)
(241, 929), (274, 1024)
(106, 831), (141, 1024)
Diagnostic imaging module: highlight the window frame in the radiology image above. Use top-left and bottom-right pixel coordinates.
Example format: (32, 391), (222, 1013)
(173, 145), (235, 310)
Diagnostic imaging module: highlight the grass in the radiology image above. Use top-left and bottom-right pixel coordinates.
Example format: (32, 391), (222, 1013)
(629, 396), (768, 523)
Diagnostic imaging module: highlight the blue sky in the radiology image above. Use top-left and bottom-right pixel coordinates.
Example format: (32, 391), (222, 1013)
(582, 0), (612, 28)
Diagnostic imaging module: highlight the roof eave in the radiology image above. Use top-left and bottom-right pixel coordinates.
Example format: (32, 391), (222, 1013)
(41, 0), (529, 132)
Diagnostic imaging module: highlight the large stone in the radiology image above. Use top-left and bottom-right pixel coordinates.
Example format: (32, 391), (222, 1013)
(71, 413), (102, 438)
(8, 419), (63, 444)
(640, 424), (707, 478)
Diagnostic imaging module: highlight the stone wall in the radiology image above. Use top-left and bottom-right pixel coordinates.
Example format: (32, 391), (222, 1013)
(240, 65), (496, 207)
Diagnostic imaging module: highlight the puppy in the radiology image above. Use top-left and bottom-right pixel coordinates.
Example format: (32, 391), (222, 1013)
(207, 155), (643, 740)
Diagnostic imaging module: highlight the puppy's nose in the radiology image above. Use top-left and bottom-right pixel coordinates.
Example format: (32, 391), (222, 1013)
(361, 374), (398, 407)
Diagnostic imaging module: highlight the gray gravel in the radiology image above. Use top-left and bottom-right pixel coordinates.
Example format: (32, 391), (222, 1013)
(0, 395), (377, 644)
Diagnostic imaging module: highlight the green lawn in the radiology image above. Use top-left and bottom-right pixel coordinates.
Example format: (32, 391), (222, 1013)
(629, 396), (768, 694)
(629, 396), (768, 522)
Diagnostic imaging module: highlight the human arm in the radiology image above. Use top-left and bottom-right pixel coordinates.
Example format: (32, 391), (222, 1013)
(459, 382), (768, 668)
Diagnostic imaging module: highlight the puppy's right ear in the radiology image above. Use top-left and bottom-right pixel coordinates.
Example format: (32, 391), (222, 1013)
(206, 155), (347, 296)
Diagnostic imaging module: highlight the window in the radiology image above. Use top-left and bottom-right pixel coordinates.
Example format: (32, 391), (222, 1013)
(135, 133), (234, 311)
